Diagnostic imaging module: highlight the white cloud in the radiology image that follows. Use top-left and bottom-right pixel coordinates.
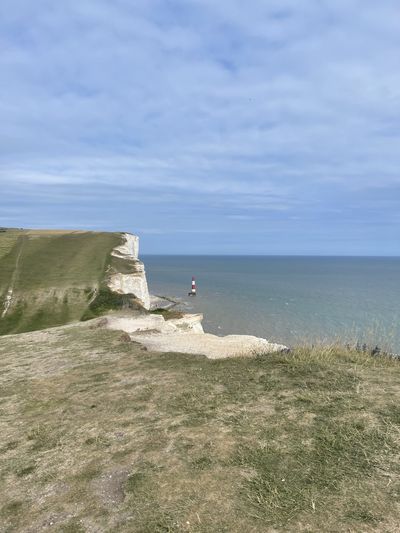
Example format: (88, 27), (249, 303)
(1, 0), (400, 252)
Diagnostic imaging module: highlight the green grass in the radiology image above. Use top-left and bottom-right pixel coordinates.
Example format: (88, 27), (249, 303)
(81, 286), (143, 321)
(151, 308), (185, 320)
(0, 230), (120, 290)
(0, 229), (22, 261)
(0, 230), (123, 334)
(0, 322), (399, 531)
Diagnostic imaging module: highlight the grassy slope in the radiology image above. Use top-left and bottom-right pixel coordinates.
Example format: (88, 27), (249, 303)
(0, 322), (399, 532)
(0, 230), (122, 334)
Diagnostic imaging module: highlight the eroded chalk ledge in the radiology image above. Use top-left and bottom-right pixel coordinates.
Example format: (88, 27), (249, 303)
(104, 313), (287, 359)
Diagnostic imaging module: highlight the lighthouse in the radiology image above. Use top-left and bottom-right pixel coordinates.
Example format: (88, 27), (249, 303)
(188, 276), (196, 296)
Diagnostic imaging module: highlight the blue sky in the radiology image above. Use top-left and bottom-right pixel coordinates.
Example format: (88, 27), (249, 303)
(1, 0), (400, 254)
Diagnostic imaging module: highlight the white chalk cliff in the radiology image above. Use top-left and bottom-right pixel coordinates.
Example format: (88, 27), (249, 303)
(107, 233), (151, 310)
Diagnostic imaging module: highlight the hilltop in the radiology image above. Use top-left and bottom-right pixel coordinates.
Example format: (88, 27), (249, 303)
(0, 229), (149, 335)
(0, 319), (399, 531)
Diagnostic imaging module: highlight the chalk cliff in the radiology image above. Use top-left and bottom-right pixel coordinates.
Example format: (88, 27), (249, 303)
(0, 229), (151, 335)
(107, 233), (150, 310)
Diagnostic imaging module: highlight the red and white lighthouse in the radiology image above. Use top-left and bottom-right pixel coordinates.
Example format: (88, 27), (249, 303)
(188, 276), (196, 296)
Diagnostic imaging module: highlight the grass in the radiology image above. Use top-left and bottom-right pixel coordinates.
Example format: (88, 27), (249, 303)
(0, 229), (22, 261)
(0, 321), (399, 531)
(151, 308), (185, 320)
(0, 230), (123, 335)
(81, 287), (143, 321)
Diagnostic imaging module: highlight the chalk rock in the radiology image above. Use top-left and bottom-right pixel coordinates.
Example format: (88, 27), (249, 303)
(106, 313), (286, 359)
(107, 233), (150, 310)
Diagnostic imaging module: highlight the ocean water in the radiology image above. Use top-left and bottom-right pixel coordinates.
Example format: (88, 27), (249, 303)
(143, 256), (400, 352)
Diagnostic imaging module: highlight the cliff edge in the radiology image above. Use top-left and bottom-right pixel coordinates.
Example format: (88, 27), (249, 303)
(107, 233), (150, 310)
(0, 229), (150, 335)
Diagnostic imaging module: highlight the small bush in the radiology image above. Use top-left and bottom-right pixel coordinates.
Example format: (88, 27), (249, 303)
(81, 287), (140, 321)
(151, 308), (184, 320)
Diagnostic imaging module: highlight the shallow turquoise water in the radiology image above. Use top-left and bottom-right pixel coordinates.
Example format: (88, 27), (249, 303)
(143, 256), (400, 351)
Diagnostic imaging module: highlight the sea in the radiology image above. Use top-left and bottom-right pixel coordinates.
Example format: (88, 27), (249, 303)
(143, 256), (400, 352)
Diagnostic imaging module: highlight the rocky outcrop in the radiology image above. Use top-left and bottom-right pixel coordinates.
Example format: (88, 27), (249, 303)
(106, 313), (204, 335)
(105, 313), (286, 359)
(107, 233), (150, 310)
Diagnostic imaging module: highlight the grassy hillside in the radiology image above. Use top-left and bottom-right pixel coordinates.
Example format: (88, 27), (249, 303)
(0, 229), (124, 334)
(0, 321), (399, 532)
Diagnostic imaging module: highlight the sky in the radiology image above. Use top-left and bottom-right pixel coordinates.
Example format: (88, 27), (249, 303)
(1, 0), (400, 255)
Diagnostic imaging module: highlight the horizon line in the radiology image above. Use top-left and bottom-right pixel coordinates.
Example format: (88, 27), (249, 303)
(141, 253), (400, 258)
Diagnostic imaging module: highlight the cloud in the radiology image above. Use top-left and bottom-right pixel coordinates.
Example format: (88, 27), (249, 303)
(1, 0), (400, 253)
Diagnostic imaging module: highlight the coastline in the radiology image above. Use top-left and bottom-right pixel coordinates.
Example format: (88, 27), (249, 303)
(144, 254), (400, 355)
(103, 233), (288, 359)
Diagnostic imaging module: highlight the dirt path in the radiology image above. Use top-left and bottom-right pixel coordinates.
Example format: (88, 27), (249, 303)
(1, 236), (26, 317)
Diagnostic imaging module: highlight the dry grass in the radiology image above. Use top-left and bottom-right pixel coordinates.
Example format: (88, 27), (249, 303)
(0, 322), (399, 532)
